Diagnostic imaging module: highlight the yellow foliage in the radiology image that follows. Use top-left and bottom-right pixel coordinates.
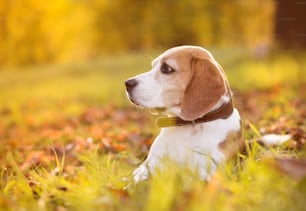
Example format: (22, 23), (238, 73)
(0, 0), (276, 67)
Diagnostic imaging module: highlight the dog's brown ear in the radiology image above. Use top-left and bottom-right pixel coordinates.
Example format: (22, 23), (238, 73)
(181, 58), (226, 120)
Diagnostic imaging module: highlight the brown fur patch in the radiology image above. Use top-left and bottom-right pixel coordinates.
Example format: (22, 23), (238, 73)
(218, 129), (244, 159)
(181, 58), (227, 120)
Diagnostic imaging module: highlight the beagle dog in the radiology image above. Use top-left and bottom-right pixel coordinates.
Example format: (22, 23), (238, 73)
(125, 46), (243, 183)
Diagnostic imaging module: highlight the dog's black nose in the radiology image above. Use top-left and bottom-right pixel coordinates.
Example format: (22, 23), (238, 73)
(125, 79), (138, 91)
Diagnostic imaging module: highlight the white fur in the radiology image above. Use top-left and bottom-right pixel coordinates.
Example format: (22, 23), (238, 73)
(127, 60), (182, 110)
(133, 109), (240, 182)
(126, 46), (241, 183)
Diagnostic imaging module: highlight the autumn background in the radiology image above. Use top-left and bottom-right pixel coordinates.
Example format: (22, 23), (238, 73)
(0, 0), (305, 211)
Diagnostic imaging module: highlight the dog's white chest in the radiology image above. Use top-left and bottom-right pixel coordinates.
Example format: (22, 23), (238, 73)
(133, 109), (241, 182)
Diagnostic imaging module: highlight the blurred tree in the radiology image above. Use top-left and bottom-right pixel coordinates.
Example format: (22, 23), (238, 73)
(217, 0), (275, 46)
(0, 0), (49, 65)
(0, 0), (277, 67)
(274, 0), (306, 48)
(91, 0), (276, 52)
(0, 0), (92, 66)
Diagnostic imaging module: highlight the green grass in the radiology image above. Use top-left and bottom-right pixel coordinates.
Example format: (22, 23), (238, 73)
(0, 53), (148, 106)
(2, 148), (305, 211)
(0, 49), (305, 211)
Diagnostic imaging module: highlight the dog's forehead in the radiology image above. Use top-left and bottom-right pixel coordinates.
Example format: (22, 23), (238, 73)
(151, 46), (213, 67)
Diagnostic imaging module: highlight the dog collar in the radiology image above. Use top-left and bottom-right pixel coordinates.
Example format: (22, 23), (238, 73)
(156, 100), (234, 128)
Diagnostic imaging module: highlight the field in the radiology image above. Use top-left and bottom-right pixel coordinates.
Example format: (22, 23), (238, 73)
(0, 48), (305, 211)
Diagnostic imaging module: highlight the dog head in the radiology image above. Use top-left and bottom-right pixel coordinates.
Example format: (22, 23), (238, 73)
(125, 46), (232, 121)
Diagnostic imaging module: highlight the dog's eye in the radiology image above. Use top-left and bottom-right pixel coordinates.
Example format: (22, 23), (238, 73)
(160, 63), (175, 74)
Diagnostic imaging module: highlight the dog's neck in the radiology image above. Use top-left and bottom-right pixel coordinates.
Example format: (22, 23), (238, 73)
(156, 100), (234, 128)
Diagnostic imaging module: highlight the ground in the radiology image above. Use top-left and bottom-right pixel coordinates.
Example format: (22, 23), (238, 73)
(0, 49), (305, 211)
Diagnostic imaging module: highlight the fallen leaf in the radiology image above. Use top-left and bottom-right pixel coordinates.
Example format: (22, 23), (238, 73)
(264, 156), (306, 180)
(260, 134), (291, 146)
